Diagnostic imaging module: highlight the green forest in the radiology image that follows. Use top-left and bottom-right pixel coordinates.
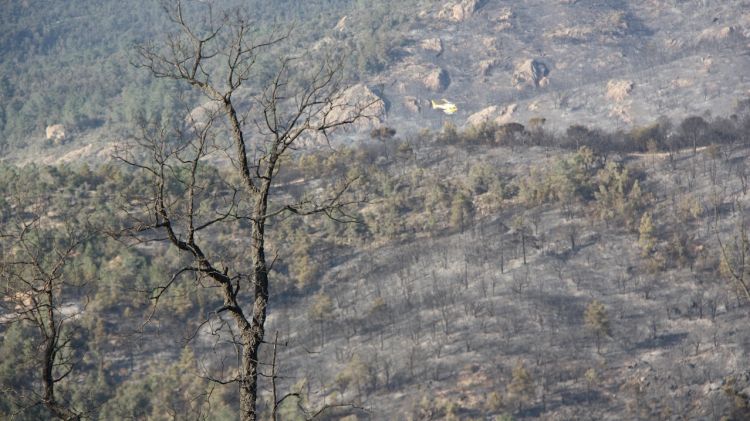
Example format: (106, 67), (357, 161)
(0, 0), (422, 151)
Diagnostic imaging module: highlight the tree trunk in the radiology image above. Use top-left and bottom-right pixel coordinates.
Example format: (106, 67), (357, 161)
(41, 289), (79, 421)
(239, 186), (271, 421)
(240, 334), (261, 421)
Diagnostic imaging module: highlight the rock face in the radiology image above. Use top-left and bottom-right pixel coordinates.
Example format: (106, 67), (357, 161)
(606, 80), (635, 102)
(45, 124), (66, 144)
(423, 68), (451, 92)
(465, 103), (517, 126)
(466, 106), (498, 127)
(187, 101), (222, 129)
(495, 103), (518, 124)
(439, 0), (485, 22)
(512, 59), (549, 89)
(420, 37), (443, 55)
(699, 25), (735, 41)
(331, 84), (386, 130)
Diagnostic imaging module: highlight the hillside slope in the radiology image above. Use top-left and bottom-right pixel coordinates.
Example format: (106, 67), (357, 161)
(3, 0), (750, 163)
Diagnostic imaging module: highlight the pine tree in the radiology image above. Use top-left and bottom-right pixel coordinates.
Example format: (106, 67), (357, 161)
(507, 360), (533, 411)
(449, 191), (473, 231)
(585, 300), (611, 354)
(638, 212), (656, 257)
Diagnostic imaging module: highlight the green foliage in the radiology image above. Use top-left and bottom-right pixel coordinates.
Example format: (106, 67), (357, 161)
(627, 121), (669, 152)
(98, 347), (221, 420)
(722, 376), (750, 419)
(593, 162), (647, 229)
(507, 360), (534, 410)
(0, 0), (425, 149)
(335, 354), (373, 395)
(449, 190), (474, 230)
(638, 212), (656, 257)
(309, 291), (334, 322)
(664, 230), (693, 269)
(467, 162), (502, 195)
(485, 391), (504, 412)
(290, 232), (320, 290)
(464, 121), (499, 144)
(585, 300), (611, 353)
(0, 323), (45, 420)
(364, 190), (408, 239)
(585, 368), (598, 385)
(438, 121), (460, 144)
(517, 147), (599, 207)
(677, 194), (703, 223)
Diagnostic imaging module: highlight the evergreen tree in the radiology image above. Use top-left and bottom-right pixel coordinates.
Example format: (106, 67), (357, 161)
(585, 300), (611, 354)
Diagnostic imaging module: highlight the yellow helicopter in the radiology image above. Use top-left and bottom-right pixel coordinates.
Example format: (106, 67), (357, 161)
(431, 99), (458, 115)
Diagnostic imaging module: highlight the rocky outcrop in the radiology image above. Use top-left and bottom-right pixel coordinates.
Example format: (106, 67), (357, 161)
(606, 80), (634, 102)
(423, 68), (451, 92)
(439, 0), (485, 22)
(187, 101), (222, 129)
(420, 37), (443, 55)
(699, 25), (736, 41)
(466, 106), (498, 127)
(330, 84), (386, 130)
(494, 103), (518, 124)
(46, 124), (66, 144)
(465, 103), (517, 127)
(512, 59), (549, 89)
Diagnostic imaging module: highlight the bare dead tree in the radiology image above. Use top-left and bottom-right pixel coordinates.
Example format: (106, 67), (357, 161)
(0, 202), (90, 420)
(121, 2), (372, 420)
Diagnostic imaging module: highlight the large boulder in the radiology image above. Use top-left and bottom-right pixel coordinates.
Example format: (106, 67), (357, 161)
(45, 124), (66, 144)
(329, 84), (386, 131)
(466, 106), (498, 127)
(512, 59), (549, 89)
(465, 103), (517, 127)
(494, 103), (517, 125)
(186, 101), (222, 129)
(423, 68), (451, 92)
(606, 80), (634, 102)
